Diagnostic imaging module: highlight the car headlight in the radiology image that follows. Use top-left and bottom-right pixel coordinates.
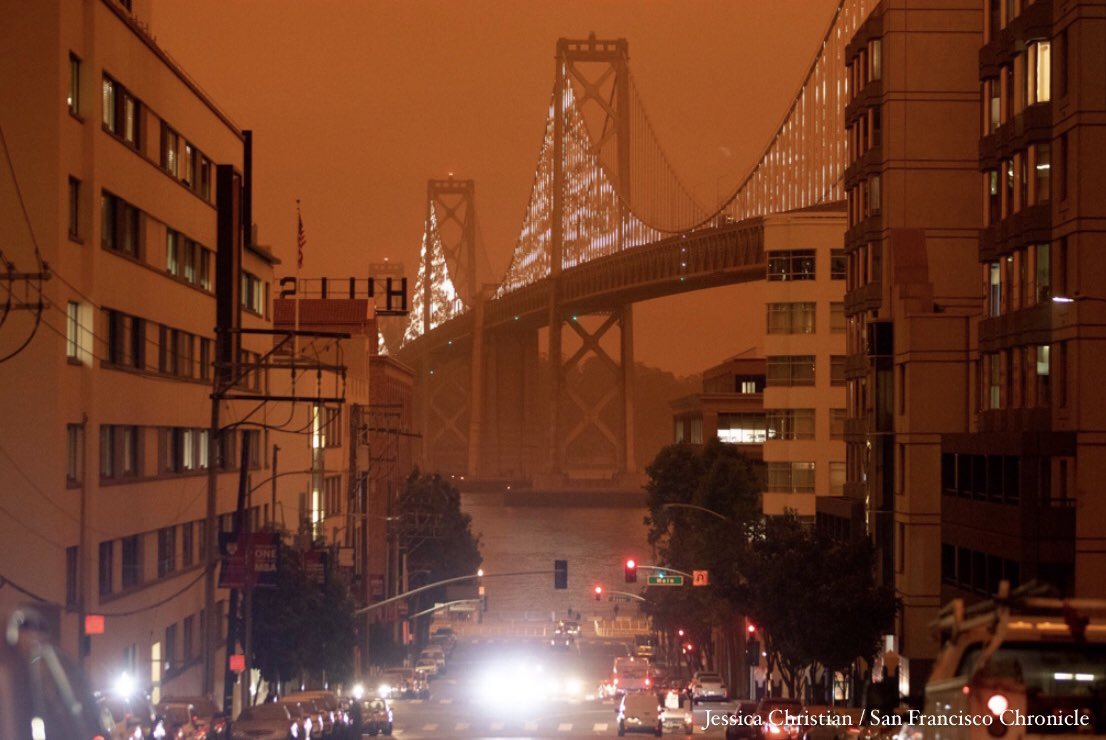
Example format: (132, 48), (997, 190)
(378, 683), (391, 697)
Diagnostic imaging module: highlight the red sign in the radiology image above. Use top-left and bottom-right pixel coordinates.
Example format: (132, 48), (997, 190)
(219, 532), (281, 589)
(84, 614), (105, 635)
(229, 654), (246, 673)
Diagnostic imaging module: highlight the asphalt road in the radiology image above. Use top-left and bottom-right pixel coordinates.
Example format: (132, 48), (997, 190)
(367, 636), (744, 739)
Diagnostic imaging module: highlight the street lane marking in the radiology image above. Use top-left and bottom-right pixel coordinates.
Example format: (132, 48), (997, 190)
(524, 721), (539, 731)
(421, 723), (438, 732)
(558, 723), (572, 731)
(490, 721), (504, 731)
(594, 723), (609, 732)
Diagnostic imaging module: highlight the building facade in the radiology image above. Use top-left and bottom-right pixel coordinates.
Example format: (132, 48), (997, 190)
(0, 0), (365, 708)
(671, 351), (766, 459)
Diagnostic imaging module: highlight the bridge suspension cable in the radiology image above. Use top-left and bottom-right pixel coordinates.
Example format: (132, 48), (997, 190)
(403, 204), (465, 344)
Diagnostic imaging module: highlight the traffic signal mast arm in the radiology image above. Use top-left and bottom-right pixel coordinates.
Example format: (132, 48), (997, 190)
(353, 569), (552, 615)
(637, 564), (693, 579)
(606, 589), (647, 602)
(405, 599), (483, 621)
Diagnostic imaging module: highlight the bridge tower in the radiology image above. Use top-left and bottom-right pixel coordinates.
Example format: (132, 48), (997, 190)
(548, 34), (637, 481)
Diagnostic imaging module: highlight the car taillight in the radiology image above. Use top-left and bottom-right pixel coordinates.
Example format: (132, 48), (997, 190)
(645, 678), (651, 687)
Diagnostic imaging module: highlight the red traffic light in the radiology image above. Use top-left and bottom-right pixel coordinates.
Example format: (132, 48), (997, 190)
(624, 558), (638, 583)
(747, 623), (757, 634)
(677, 629), (685, 637)
(594, 585), (603, 601)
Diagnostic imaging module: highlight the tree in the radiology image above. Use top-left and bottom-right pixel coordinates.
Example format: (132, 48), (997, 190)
(744, 512), (898, 702)
(396, 471), (482, 641)
(250, 539), (358, 692)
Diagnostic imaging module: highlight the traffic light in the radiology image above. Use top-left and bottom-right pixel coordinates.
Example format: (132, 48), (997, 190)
(482, 594), (488, 612)
(594, 585), (603, 601)
(747, 622), (757, 635)
(554, 559), (568, 589)
(624, 558), (637, 583)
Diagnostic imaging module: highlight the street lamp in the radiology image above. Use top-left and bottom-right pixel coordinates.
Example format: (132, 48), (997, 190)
(660, 502), (732, 523)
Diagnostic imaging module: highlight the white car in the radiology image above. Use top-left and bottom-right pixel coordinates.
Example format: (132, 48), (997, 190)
(414, 656), (439, 678)
(420, 646), (447, 672)
(662, 689), (694, 734)
(690, 671), (728, 703)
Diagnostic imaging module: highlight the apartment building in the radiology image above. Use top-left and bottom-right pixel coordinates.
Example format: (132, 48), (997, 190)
(939, 0), (1106, 603)
(761, 206), (848, 517)
(670, 350), (767, 459)
(0, 0), (326, 706)
(828, 0), (984, 699)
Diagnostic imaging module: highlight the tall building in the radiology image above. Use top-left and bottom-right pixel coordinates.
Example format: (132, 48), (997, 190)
(0, 0), (361, 707)
(671, 350), (767, 458)
(761, 206), (848, 517)
(830, 0), (984, 698)
(940, 0), (1106, 602)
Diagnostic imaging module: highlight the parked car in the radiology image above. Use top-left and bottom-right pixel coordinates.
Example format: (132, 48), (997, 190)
(284, 694), (336, 738)
(689, 670), (728, 703)
(157, 696), (228, 739)
(661, 688), (694, 734)
(361, 696), (393, 736)
(277, 700), (315, 739)
(617, 691), (663, 736)
(725, 700), (762, 740)
(414, 655), (439, 679)
(420, 645), (447, 672)
(98, 693), (159, 739)
(230, 702), (300, 740)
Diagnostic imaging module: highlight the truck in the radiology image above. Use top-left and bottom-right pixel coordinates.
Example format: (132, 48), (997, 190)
(919, 581), (1106, 740)
(613, 656), (654, 695)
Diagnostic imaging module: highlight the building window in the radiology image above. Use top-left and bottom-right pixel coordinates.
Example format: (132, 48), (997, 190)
(869, 39), (881, 81)
(68, 177), (80, 239)
(157, 527), (176, 578)
(164, 623), (177, 672)
(830, 461), (846, 496)
(121, 535), (142, 589)
(766, 409), (815, 440)
(68, 53), (81, 116)
(830, 302), (845, 333)
(323, 474), (343, 518)
(985, 78), (1000, 133)
(766, 302), (816, 334)
(831, 356), (847, 386)
(101, 191), (140, 257)
(66, 301), (80, 359)
(98, 541), (113, 596)
(1032, 143), (1050, 205)
(766, 356), (815, 386)
(101, 75), (140, 148)
(65, 546), (79, 607)
(100, 425), (139, 479)
(830, 408), (846, 439)
(717, 413), (768, 444)
(161, 123), (179, 177)
(183, 615), (194, 662)
(66, 423), (83, 485)
(868, 175), (881, 215)
(1028, 40), (1051, 105)
(182, 523), (194, 568)
(105, 309), (144, 369)
(766, 462), (816, 493)
(240, 272), (265, 314)
(988, 262), (1002, 317)
(767, 250), (816, 281)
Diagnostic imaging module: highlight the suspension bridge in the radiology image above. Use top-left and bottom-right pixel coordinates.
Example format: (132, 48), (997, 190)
(396, 1), (873, 486)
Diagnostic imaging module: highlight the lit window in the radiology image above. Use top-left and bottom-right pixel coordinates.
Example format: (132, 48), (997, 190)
(717, 413), (768, 444)
(68, 53), (80, 116)
(869, 39), (881, 81)
(767, 250), (816, 281)
(1028, 40), (1051, 105)
(66, 301), (80, 359)
(166, 230), (179, 276)
(161, 124), (179, 177)
(1033, 143), (1050, 204)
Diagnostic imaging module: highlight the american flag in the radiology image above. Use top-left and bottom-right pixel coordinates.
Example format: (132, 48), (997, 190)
(296, 201), (306, 270)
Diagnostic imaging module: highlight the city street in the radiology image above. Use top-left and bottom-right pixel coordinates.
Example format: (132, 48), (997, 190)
(372, 635), (740, 738)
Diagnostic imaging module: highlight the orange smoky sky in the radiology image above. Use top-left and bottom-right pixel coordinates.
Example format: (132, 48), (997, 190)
(147, 0), (837, 377)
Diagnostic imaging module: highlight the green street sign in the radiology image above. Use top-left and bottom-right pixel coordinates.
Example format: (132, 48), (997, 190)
(646, 574), (684, 586)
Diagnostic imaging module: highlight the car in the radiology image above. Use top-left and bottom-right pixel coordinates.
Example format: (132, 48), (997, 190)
(419, 645), (447, 672)
(617, 691), (664, 737)
(725, 700), (762, 740)
(414, 656), (439, 679)
(285, 691), (346, 738)
(378, 667), (429, 700)
(922, 582), (1106, 739)
(561, 620), (581, 636)
(157, 696), (228, 739)
(153, 702), (207, 739)
(277, 700), (315, 739)
(756, 697), (804, 739)
(549, 628), (575, 650)
(661, 689), (694, 734)
(361, 697), (393, 737)
(230, 702), (300, 740)
(689, 671), (728, 703)
(612, 657), (654, 695)
(97, 693), (159, 740)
